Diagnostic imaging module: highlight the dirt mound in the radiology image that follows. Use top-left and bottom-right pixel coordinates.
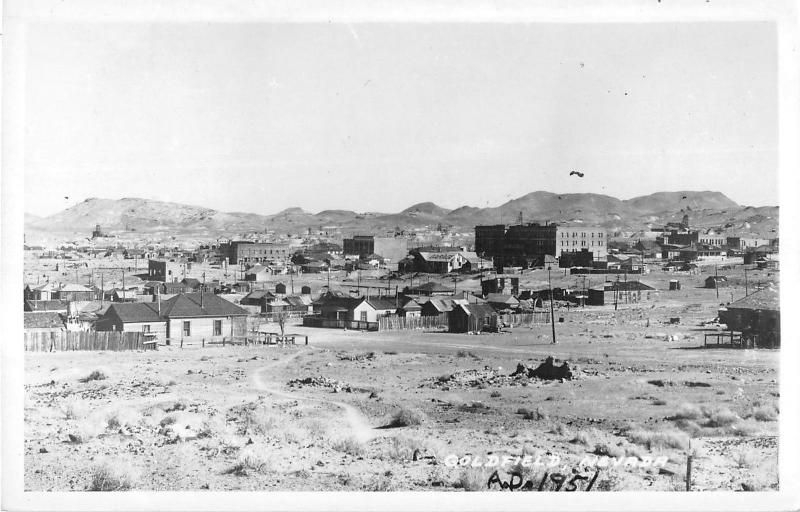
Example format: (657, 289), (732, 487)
(511, 356), (574, 381)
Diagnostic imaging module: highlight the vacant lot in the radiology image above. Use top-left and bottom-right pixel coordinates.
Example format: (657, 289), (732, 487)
(25, 296), (779, 492)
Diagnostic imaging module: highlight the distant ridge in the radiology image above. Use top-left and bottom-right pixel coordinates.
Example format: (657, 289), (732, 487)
(25, 191), (777, 238)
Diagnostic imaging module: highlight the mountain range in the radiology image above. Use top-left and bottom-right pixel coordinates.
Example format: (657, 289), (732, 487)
(24, 191), (778, 240)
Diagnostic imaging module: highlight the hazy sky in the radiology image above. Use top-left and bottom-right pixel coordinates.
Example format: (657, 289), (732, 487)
(23, 21), (777, 216)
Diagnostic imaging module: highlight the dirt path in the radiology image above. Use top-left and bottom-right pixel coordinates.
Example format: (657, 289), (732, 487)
(251, 350), (381, 444)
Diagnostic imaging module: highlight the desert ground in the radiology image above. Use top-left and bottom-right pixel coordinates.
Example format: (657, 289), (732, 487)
(24, 266), (780, 492)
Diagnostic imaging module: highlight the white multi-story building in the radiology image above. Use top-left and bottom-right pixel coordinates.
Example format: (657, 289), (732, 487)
(555, 226), (607, 261)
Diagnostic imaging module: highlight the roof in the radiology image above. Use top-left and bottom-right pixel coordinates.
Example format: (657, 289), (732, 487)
(605, 280), (655, 291)
(727, 287), (779, 311)
(424, 297), (458, 313)
(418, 252), (459, 262)
(59, 283), (93, 292)
(107, 302), (163, 323)
(243, 290), (276, 301)
(24, 312), (65, 329)
(365, 297), (398, 310)
(407, 282), (453, 294)
(486, 293), (520, 305)
(284, 295), (311, 308)
(401, 299), (422, 311)
(159, 293), (249, 318)
(24, 300), (68, 312)
(453, 303), (497, 318)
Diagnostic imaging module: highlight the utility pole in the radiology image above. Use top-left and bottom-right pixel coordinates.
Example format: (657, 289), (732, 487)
(548, 266), (557, 344)
(715, 265), (719, 300)
(744, 267), (749, 297)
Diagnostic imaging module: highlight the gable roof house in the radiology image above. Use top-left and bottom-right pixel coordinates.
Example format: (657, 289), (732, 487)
(96, 293), (249, 343)
(448, 303), (498, 333)
(55, 283), (97, 302)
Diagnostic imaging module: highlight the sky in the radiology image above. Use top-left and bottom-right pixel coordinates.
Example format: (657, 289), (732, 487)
(23, 21), (778, 217)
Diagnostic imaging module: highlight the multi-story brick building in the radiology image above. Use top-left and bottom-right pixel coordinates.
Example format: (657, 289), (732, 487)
(342, 235), (409, 262)
(474, 222), (606, 269)
(219, 241), (291, 265)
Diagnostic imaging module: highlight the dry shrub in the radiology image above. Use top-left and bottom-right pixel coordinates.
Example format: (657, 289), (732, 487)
(550, 421), (572, 439)
(652, 399), (668, 406)
(70, 413), (107, 443)
(382, 434), (426, 461)
(61, 400), (85, 420)
(88, 461), (137, 491)
(736, 449), (758, 468)
(673, 419), (703, 436)
(458, 402), (490, 414)
(671, 403), (703, 420)
(389, 407), (425, 427)
(570, 429), (597, 447)
(242, 407), (278, 435)
(304, 418), (328, 439)
(626, 429), (690, 451)
(517, 407), (547, 421)
(751, 405), (778, 422)
(704, 407), (740, 428)
(224, 448), (270, 476)
(362, 474), (397, 491)
(594, 470), (624, 492)
(80, 369), (108, 383)
(593, 442), (625, 459)
(489, 390), (502, 398)
(729, 420), (760, 437)
(458, 467), (493, 491)
(331, 437), (366, 457)
(741, 476), (770, 491)
(106, 408), (141, 430)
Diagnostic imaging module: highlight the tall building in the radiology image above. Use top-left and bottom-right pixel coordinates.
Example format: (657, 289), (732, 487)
(219, 241), (291, 264)
(342, 235), (409, 262)
(474, 222), (606, 268)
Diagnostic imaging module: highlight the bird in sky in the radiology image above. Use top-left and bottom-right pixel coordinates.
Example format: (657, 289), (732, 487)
(64, 196), (69, 200)
(569, 171), (585, 178)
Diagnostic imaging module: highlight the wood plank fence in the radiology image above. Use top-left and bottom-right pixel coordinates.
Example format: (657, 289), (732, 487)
(498, 311), (550, 327)
(24, 331), (148, 352)
(378, 314), (449, 331)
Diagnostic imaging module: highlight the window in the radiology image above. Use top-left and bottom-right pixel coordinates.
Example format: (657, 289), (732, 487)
(142, 325), (150, 333)
(183, 321), (191, 337)
(213, 320), (222, 336)
(360, 311), (368, 322)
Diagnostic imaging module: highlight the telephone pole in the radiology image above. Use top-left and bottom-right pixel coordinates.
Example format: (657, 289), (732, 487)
(548, 266), (557, 344)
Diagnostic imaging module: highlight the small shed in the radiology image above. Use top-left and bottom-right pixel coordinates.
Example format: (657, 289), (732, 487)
(718, 287), (780, 347)
(448, 303), (498, 333)
(705, 275), (728, 289)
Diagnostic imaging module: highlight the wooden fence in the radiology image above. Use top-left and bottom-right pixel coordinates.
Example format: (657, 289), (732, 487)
(302, 316), (379, 331)
(378, 314), (449, 331)
(24, 331), (148, 352)
(498, 311), (550, 327)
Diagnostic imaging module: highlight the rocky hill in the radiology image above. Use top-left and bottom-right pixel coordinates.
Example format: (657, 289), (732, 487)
(25, 191), (778, 240)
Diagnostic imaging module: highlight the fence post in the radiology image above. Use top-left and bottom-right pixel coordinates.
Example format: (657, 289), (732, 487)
(686, 452), (692, 492)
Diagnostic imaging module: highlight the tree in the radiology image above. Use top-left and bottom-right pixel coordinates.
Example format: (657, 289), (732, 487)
(276, 310), (290, 337)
